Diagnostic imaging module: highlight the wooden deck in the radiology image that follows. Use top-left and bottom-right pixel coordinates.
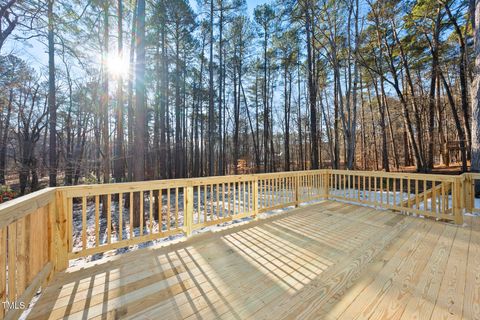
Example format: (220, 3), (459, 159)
(27, 201), (480, 320)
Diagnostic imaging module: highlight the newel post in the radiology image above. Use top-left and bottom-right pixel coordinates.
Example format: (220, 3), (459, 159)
(53, 190), (68, 271)
(184, 186), (194, 236)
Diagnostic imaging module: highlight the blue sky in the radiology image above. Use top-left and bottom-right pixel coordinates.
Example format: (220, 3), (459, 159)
(4, 0), (268, 73)
(245, 0), (265, 16)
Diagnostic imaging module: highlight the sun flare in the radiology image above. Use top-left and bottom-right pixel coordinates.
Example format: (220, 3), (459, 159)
(106, 53), (129, 77)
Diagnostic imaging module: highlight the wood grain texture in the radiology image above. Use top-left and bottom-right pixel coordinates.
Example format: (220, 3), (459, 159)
(25, 201), (479, 320)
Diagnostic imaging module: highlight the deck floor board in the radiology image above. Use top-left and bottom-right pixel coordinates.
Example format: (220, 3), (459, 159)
(27, 201), (480, 320)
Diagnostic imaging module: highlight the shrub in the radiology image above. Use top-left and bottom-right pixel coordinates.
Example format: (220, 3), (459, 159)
(0, 185), (16, 203)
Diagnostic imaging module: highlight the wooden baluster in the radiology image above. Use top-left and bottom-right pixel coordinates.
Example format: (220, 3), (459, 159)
(393, 178), (396, 208)
(0, 227), (6, 319)
(222, 183), (226, 218)
(82, 196), (87, 250)
(432, 181), (437, 215)
(357, 175), (361, 201)
(149, 191), (153, 234)
(158, 189), (163, 232)
(470, 177), (475, 211)
(254, 180), (256, 210)
(243, 181), (246, 213)
(308, 175), (311, 199)
(331, 173), (334, 197)
(209, 184), (214, 219)
(248, 181), (251, 212)
(380, 178), (384, 206)
(442, 183), (446, 214)
(270, 178), (274, 207)
(175, 187), (179, 229)
(233, 182), (237, 215)
(264, 179), (267, 208)
(129, 192), (133, 239)
(407, 179), (411, 209)
(399, 179), (403, 208)
(119, 193), (123, 241)
(95, 195), (100, 247)
(423, 179), (427, 213)
(228, 182), (231, 216)
(347, 174), (350, 199)
(65, 198), (71, 254)
(293, 176), (296, 202)
(386, 178), (390, 207)
(362, 175), (366, 202)
(270, 179), (274, 206)
(204, 185), (207, 222)
(167, 189), (170, 231)
(415, 180), (420, 210)
(138, 192), (143, 236)
(216, 183), (219, 219)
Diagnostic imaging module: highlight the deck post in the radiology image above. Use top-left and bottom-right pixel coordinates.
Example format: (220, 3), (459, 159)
(252, 177), (259, 219)
(184, 186), (194, 236)
(453, 177), (464, 225)
(295, 174), (300, 207)
(464, 174), (473, 213)
(53, 190), (69, 271)
(323, 170), (330, 199)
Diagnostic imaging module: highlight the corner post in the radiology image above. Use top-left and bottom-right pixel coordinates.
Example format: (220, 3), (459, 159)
(184, 186), (194, 236)
(53, 190), (68, 271)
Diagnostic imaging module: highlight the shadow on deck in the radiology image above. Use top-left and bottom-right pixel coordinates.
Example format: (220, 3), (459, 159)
(27, 201), (480, 320)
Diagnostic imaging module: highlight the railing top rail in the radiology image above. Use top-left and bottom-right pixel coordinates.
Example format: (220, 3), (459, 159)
(57, 170), (329, 198)
(327, 169), (460, 182)
(0, 187), (55, 229)
(463, 172), (480, 179)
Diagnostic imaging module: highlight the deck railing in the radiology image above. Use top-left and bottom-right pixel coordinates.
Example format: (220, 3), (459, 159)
(0, 169), (473, 319)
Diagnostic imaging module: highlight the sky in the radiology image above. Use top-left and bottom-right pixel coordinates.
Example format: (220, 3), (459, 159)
(3, 0), (268, 74)
(245, 0), (264, 16)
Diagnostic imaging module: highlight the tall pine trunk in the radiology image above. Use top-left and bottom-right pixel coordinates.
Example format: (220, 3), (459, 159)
(133, 0), (146, 227)
(114, 0), (125, 182)
(48, 0), (56, 187)
(470, 0), (480, 176)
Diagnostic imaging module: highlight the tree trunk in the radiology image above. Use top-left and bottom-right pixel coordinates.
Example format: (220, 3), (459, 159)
(114, 0), (125, 182)
(470, 0), (480, 175)
(48, 0), (57, 187)
(208, 0), (215, 176)
(127, 0), (137, 182)
(0, 89), (12, 184)
(133, 0), (146, 227)
(305, 7), (318, 170)
(102, 2), (110, 184)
